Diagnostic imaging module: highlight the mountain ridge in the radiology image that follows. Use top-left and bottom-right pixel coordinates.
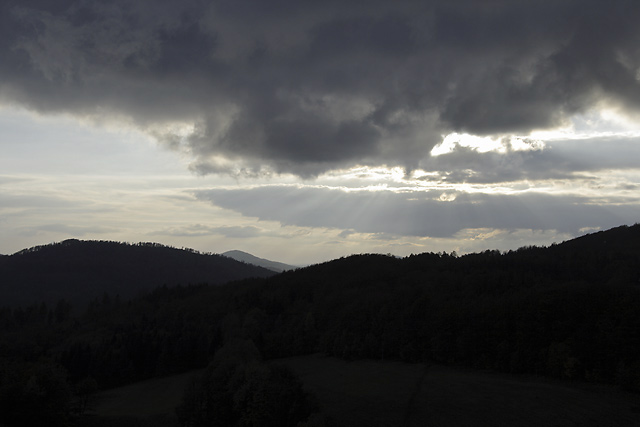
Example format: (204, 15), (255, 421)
(0, 239), (276, 307)
(2, 223), (638, 309)
(222, 249), (296, 272)
(2, 223), (640, 425)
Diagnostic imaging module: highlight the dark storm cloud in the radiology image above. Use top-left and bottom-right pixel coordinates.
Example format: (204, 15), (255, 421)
(195, 186), (640, 238)
(2, 0), (640, 176)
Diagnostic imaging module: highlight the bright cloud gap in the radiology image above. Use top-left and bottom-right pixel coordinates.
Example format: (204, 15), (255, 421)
(431, 133), (546, 157)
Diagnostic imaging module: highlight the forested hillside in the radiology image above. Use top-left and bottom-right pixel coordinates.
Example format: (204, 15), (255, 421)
(0, 239), (275, 307)
(0, 224), (639, 426)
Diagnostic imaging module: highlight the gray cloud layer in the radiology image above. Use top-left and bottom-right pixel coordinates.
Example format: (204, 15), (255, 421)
(2, 0), (640, 176)
(195, 186), (639, 239)
(155, 224), (264, 238)
(421, 136), (640, 184)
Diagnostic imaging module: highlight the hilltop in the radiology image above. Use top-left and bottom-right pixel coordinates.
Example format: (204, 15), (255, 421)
(0, 239), (275, 307)
(222, 249), (296, 272)
(1, 224), (639, 426)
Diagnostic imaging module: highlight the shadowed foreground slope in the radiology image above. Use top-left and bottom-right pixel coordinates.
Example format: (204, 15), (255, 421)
(80, 355), (640, 427)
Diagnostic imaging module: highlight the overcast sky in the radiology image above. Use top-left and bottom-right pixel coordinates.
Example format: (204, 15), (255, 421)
(1, 0), (639, 265)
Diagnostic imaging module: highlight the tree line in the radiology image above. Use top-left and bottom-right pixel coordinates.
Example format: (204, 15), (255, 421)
(0, 224), (639, 425)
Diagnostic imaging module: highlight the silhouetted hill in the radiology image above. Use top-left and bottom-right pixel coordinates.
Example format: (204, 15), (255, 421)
(0, 239), (276, 307)
(222, 250), (296, 272)
(556, 223), (640, 253)
(2, 224), (640, 426)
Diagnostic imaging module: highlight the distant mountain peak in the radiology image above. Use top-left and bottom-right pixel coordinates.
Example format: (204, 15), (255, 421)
(222, 250), (295, 273)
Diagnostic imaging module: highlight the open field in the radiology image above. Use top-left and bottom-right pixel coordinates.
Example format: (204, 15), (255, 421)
(83, 355), (640, 426)
(280, 355), (640, 427)
(78, 370), (203, 427)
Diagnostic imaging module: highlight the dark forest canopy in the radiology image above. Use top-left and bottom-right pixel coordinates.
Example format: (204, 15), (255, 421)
(0, 239), (275, 307)
(1, 224), (639, 426)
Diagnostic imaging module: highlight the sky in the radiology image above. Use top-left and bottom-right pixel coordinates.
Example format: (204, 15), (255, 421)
(1, 0), (640, 265)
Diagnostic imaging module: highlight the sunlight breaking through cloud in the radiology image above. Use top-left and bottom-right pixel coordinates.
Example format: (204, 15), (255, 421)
(431, 133), (545, 156)
(1, 1), (640, 263)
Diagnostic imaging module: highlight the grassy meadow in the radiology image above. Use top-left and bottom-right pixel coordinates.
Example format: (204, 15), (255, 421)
(78, 370), (203, 427)
(81, 355), (640, 426)
(282, 355), (640, 427)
